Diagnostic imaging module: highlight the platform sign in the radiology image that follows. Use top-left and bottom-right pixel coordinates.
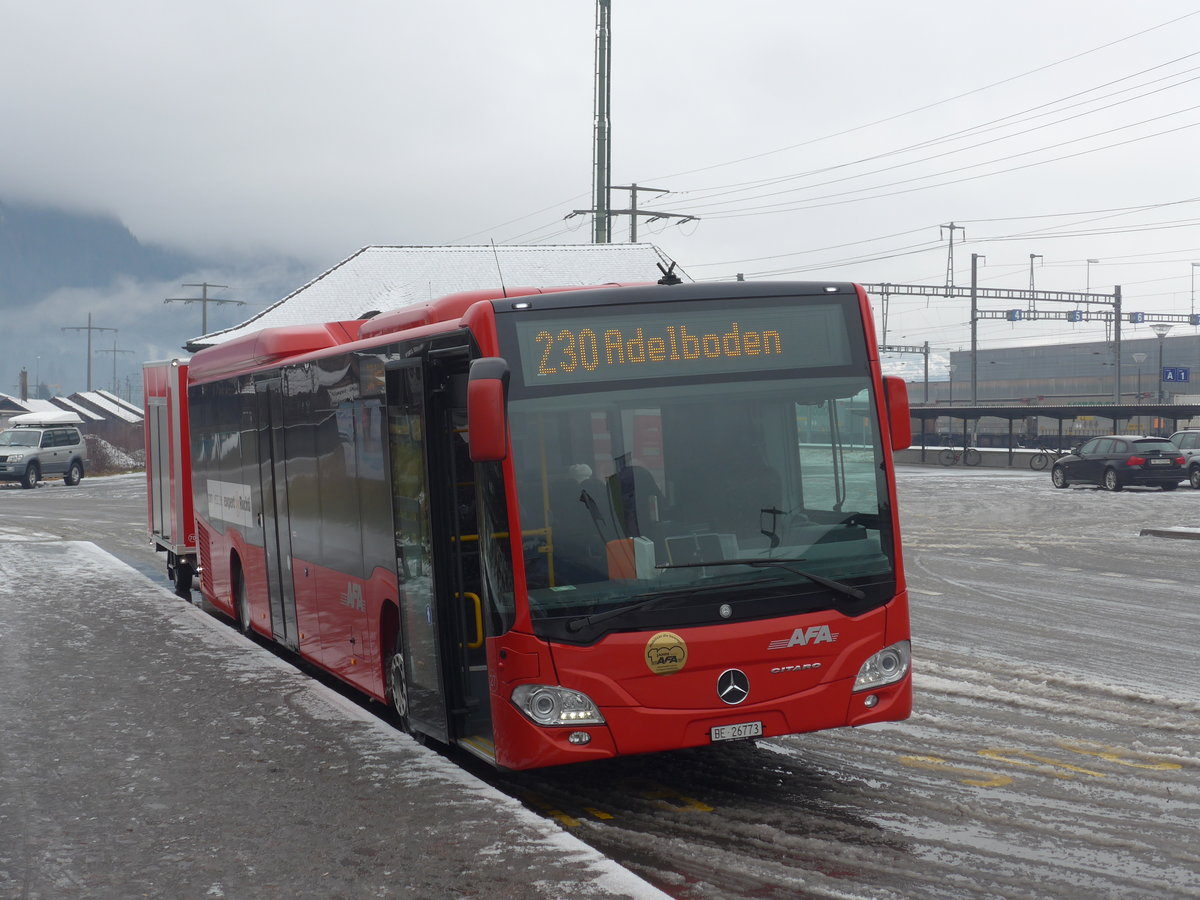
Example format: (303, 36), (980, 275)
(1162, 366), (1190, 383)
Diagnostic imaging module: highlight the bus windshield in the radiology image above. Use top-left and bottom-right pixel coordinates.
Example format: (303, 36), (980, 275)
(503, 373), (896, 642)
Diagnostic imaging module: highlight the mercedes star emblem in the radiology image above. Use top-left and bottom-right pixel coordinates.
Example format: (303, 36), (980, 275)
(717, 668), (750, 705)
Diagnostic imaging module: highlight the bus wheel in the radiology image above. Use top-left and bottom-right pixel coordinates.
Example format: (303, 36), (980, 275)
(386, 634), (410, 728)
(233, 564), (251, 634)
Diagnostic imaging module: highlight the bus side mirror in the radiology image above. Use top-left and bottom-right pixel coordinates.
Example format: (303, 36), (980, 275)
(883, 376), (911, 451)
(468, 358), (510, 462)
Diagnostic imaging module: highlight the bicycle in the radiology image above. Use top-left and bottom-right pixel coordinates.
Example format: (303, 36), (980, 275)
(1028, 445), (1069, 471)
(938, 447), (982, 466)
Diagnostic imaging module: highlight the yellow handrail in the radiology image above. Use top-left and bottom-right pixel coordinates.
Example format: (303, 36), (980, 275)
(460, 592), (484, 649)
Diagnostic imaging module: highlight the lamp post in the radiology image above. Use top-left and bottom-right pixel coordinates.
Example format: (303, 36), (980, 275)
(1151, 323), (1173, 403)
(1132, 352), (1147, 403)
(1132, 351), (1147, 433)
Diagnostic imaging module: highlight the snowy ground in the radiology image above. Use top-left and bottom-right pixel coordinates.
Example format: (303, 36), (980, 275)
(0, 484), (664, 899)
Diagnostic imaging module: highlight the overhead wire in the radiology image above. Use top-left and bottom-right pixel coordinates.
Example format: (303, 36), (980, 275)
(460, 8), (1200, 297)
(661, 73), (1200, 215)
(639, 9), (1200, 184)
(654, 53), (1200, 209)
(696, 110), (1200, 219)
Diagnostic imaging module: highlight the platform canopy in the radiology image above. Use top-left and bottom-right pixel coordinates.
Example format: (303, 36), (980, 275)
(186, 243), (687, 350)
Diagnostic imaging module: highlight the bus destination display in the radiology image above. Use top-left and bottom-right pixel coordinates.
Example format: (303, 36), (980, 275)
(513, 302), (854, 385)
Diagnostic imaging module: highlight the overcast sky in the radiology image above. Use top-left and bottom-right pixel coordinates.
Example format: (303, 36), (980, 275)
(4, 0), (1200, 393)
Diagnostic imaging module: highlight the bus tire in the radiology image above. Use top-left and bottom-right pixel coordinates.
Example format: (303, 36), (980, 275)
(233, 561), (252, 634)
(386, 629), (410, 729)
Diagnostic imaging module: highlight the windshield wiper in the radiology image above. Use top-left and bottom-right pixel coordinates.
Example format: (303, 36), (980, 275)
(564, 577), (781, 633)
(656, 557), (866, 602)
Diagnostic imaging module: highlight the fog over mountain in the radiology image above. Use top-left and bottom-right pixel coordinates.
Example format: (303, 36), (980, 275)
(0, 200), (316, 399)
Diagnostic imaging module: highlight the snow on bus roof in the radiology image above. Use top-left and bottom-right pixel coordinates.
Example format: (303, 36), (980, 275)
(186, 244), (686, 350)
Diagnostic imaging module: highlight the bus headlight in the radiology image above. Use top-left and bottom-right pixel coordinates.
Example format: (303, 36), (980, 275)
(853, 641), (911, 692)
(511, 685), (606, 727)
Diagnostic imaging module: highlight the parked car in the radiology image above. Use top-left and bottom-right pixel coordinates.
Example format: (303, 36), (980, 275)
(1167, 430), (1200, 489)
(1050, 435), (1185, 491)
(0, 412), (88, 489)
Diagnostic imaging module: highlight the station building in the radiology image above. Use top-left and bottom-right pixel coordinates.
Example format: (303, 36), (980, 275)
(906, 330), (1200, 445)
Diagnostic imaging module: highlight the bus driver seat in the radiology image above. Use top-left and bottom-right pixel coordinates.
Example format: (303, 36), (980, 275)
(548, 465), (614, 585)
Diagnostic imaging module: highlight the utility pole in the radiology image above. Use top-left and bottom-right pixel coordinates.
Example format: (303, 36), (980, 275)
(95, 339), (134, 393)
(578, 184), (698, 242)
(164, 282), (245, 335)
(1027, 253), (1043, 314)
(940, 222), (965, 297)
(970, 253), (985, 405)
(62, 313), (116, 392)
(592, 0), (612, 243)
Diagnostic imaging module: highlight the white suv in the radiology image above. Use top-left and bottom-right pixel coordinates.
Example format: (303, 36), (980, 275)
(0, 412), (89, 489)
(1169, 430), (1200, 489)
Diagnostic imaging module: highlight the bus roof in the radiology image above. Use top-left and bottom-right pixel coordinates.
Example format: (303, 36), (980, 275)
(187, 321), (364, 383)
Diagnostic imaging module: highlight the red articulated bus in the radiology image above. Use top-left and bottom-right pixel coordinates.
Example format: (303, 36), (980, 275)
(179, 279), (913, 770)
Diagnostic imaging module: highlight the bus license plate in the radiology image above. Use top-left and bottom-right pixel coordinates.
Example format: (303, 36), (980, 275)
(711, 721), (763, 742)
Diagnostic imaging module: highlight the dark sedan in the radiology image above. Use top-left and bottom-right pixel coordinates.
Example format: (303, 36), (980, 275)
(1051, 436), (1186, 491)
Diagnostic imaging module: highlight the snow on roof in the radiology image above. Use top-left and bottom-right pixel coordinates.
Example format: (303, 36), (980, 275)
(22, 398), (62, 414)
(188, 243), (688, 348)
(51, 397), (104, 421)
(97, 389), (143, 417)
(73, 391), (143, 424)
(0, 392), (32, 413)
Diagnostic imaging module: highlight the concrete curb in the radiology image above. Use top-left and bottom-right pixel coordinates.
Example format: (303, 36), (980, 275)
(1139, 527), (1200, 540)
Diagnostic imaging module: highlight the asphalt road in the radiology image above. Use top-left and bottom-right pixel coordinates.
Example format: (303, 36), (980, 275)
(2, 469), (1198, 899)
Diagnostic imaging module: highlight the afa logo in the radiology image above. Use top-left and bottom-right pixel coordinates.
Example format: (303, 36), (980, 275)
(645, 631), (688, 675)
(767, 625), (839, 651)
(340, 582), (366, 612)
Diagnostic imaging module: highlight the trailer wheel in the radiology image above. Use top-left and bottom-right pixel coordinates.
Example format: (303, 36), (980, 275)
(174, 560), (194, 599)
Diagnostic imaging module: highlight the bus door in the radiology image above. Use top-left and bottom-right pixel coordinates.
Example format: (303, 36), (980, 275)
(254, 379), (299, 650)
(386, 356), (492, 755)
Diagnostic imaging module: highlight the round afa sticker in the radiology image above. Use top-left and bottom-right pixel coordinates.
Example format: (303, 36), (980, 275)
(645, 631), (688, 675)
